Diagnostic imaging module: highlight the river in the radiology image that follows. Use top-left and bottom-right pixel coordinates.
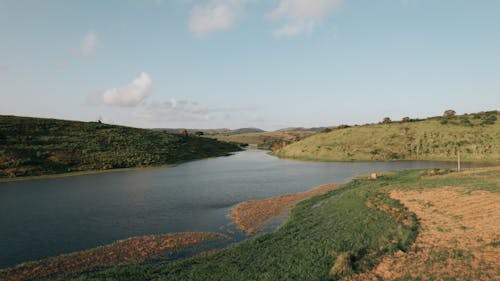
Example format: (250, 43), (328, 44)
(0, 150), (484, 268)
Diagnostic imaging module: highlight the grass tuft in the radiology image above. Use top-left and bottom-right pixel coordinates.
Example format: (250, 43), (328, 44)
(329, 252), (354, 278)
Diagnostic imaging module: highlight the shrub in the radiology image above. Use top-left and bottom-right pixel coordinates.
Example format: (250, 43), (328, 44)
(481, 114), (497, 125)
(382, 117), (392, 124)
(460, 118), (472, 127)
(443, 109), (456, 118)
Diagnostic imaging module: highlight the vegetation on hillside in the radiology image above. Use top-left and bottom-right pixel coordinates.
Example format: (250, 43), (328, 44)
(0, 115), (241, 178)
(274, 111), (500, 162)
(59, 167), (498, 281)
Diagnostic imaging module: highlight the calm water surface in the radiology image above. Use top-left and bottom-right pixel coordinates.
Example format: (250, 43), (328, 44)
(0, 150), (485, 268)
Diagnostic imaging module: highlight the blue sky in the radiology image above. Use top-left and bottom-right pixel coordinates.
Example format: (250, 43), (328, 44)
(1, 0), (499, 130)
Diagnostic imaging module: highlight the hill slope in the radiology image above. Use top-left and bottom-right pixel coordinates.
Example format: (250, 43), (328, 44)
(274, 111), (500, 162)
(0, 115), (241, 178)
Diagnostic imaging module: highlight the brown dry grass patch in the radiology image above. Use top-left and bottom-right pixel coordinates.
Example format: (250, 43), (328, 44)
(0, 232), (224, 281)
(228, 184), (342, 234)
(344, 186), (500, 281)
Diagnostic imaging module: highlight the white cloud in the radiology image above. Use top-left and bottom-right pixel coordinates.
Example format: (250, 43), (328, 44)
(269, 0), (343, 37)
(100, 72), (152, 107)
(188, 1), (244, 37)
(79, 31), (98, 58)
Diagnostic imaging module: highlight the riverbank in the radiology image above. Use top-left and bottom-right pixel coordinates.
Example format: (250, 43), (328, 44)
(64, 166), (499, 281)
(271, 152), (500, 165)
(0, 232), (227, 281)
(0, 115), (242, 179)
(0, 165), (177, 183)
(0, 153), (236, 183)
(228, 183), (343, 234)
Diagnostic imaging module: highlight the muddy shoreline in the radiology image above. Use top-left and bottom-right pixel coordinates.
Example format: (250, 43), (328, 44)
(228, 183), (343, 234)
(0, 232), (226, 281)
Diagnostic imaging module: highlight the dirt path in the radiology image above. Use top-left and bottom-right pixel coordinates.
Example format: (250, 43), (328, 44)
(0, 232), (225, 281)
(228, 184), (343, 234)
(344, 187), (500, 281)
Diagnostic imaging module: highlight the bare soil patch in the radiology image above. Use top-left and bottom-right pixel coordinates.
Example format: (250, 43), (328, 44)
(0, 232), (224, 281)
(344, 186), (500, 281)
(228, 184), (343, 234)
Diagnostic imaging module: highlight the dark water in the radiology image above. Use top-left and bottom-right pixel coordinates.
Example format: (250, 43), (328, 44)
(0, 150), (485, 268)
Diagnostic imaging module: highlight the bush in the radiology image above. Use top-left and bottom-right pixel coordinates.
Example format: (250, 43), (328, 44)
(460, 118), (472, 127)
(443, 109), (456, 118)
(382, 117), (392, 124)
(481, 114), (497, 125)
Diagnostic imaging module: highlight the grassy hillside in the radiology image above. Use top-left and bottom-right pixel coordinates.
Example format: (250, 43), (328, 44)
(210, 130), (316, 150)
(274, 111), (500, 162)
(61, 167), (498, 281)
(0, 115), (241, 178)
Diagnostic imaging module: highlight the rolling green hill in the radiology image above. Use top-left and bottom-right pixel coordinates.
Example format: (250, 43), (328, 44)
(0, 115), (241, 179)
(274, 111), (500, 163)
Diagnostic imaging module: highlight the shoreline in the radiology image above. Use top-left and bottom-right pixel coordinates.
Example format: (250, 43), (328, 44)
(3, 149), (496, 183)
(0, 164), (175, 183)
(0, 153), (240, 183)
(270, 152), (499, 165)
(228, 183), (344, 234)
(0, 232), (227, 281)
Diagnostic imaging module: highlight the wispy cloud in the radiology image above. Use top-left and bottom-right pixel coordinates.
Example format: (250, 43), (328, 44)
(97, 72), (153, 107)
(188, 1), (246, 37)
(269, 0), (343, 38)
(79, 31), (98, 58)
(136, 99), (255, 122)
(136, 99), (210, 121)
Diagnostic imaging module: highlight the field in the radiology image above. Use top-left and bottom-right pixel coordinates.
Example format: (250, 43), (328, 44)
(51, 166), (499, 281)
(0, 115), (241, 178)
(274, 111), (500, 162)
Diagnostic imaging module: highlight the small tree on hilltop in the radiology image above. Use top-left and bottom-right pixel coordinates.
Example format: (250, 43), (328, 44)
(443, 109), (456, 118)
(402, 117), (410, 123)
(382, 117), (392, 124)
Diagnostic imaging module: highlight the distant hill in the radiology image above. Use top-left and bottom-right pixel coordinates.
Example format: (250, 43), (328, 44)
(274, 111), (500, 162)
(155, 127), (265, 135)
(210, 130), (317, 150)
(275, 127), (330, 132)
(0, 115), (242, 178)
